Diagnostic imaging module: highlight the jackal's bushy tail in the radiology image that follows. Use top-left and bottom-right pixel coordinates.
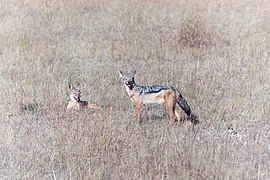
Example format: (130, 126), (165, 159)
(177, 93), (191, 116)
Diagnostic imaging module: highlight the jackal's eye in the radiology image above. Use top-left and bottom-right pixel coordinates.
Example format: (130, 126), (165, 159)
(73, 90), (80, 96)
(124, 79), (130, 83)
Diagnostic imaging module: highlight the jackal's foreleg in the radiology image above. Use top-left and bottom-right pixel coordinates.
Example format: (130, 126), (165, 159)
(135, 102), (141, 123)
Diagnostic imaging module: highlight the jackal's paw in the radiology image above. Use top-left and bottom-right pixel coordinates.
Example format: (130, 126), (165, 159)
(88, 103), (100, 110)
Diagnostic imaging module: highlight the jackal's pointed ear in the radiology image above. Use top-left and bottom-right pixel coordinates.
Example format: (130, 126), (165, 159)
(75, 81), (80, 88)
(68, 83), (73, 90)
(132, 70), (136, 76)
(118, 70), (123, 77)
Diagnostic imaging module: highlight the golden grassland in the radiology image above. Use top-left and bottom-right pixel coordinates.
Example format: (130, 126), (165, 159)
(0, 0), (270, 179)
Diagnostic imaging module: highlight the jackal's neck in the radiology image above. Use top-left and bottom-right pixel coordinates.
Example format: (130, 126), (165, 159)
(70, 96), (80, 103)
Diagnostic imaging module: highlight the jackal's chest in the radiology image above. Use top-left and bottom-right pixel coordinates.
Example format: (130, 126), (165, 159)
(124, 85), (136, 102)
(67, 101), (80, 109)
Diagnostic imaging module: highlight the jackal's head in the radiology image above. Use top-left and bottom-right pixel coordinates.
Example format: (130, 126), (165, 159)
(68, 82), (81, 102)
(119, 70), (136, 89)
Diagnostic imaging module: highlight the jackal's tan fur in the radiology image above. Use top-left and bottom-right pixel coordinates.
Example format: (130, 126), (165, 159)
(67, 82), (99, 110)
(119, 70), (192, 124)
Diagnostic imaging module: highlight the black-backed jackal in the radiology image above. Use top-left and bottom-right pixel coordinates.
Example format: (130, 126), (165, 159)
(67, 82), (99, 110)
(119, 70), (194, 124)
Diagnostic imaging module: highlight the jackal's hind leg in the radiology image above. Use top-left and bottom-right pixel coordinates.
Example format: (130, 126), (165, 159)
(165, 99), (176, 124)
(174, 109), (181, 122)
(165, 91), (178, 124)
(165, 104), (175, 124)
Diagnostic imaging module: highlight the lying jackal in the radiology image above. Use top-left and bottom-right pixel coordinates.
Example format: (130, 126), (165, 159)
(67, 82), (99, 110)
(119, 70), (193, 124)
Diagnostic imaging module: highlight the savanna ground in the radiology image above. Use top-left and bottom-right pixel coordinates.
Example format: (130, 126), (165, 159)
(0, 0), (270, 179)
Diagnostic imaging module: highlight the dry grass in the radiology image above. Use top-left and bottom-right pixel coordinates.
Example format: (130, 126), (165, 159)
(1, 0), (270, 179)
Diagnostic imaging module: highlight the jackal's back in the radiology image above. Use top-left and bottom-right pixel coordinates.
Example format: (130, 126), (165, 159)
(134, 85), (175, 95)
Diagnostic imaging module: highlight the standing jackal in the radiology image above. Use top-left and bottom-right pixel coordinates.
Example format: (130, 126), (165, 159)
(67, 82), (99, 110)
(119, 70), (193, 124)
